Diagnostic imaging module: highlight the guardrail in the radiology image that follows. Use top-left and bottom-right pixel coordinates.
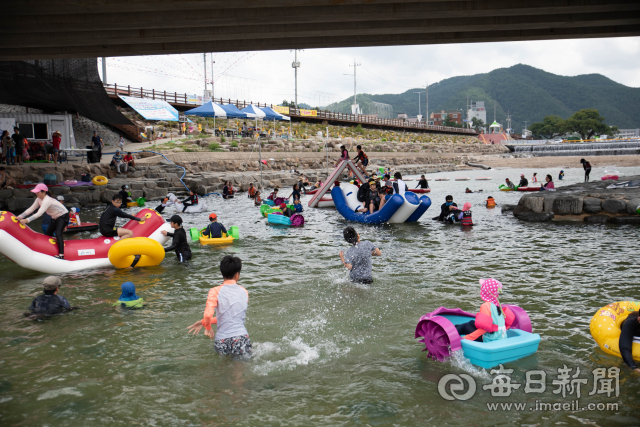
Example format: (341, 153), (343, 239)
(506, 138), (640, 144)
(103, 83), (477, 135)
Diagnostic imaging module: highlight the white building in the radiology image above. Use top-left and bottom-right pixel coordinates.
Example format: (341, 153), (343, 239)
(616, 129), (640, 139)
(467, 101), (487, 128)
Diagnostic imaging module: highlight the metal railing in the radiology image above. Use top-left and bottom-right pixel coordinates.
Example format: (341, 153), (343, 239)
(103, 83), (477, 135)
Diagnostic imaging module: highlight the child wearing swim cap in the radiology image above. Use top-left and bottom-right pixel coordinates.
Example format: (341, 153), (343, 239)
(114, 281), (144, 309)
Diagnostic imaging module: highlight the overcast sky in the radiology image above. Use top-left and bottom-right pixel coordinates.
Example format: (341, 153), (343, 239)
(100, 37), (640, 108)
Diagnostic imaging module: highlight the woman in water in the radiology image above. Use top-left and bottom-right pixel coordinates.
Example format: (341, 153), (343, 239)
(540, 174), (555, 191)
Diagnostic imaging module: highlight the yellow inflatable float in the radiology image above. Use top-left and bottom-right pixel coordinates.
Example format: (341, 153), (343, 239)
(190, 226), (239, 246)
(590, 301), (640, 362)
(108, 237), (165, 268)
(92, 175), (108, 186)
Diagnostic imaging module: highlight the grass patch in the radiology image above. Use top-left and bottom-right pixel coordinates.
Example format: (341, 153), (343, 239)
(230, 141), (238, 147)
(208, 143), (221, 151)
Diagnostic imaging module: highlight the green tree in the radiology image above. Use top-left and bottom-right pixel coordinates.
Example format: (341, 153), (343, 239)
(281, 100), (290, 107)
(529, 115), (566, 139)
(564, 109), (618, 140)
(471, 117), (485, 132)
(443, 116), (461, 127)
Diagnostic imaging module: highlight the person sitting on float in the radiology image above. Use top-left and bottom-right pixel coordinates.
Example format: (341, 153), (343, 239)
(118, 185), (133, 204)
(99, 194), (142, 240)
(518, 174), (529, 187)
(279, 203), (294, 218)
(505, 178), (516, 190)
(181, 189), (199, 212)
(540, 174), (555, 191)
(454, 278), (515, 342)
(69, 207), (81, 226)
(619, 309), (640, 373)
(113, 281), (144, 309)
(202, 213), (227, 238)
(356, 181), (385, 214)
(293, 199), (303, 213)
(267, 188), (279, 201)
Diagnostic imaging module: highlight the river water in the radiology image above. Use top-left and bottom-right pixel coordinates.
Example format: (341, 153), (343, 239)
(1, 166), (639, 426)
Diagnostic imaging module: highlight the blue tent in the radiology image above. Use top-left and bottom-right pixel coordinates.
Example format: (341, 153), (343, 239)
(260, 107), (291, 121)
(220, 103), (255, 118)
(184, 102), (227, 118)
(240, 105), (266, 118)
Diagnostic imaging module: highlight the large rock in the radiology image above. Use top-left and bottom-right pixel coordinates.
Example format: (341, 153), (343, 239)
(582, 198), (602, 214)
(0, 189), (13, 200)
(49, 186), (71, 196)
(513, 196), (543, 217)
(7, 198), (36, 213)
(143, 188), (167, 199)
(12, 188), (33, 198)
(517, 212), (554, 222)
(131, 182), (145, 190)
(626, 198), (640, 215)
(143, 181), (157, 189)
(501, 204), (516, 213)
(601, 198), (627, 214)
(552, 197), (583, 215)
(100, 189), (120, 203)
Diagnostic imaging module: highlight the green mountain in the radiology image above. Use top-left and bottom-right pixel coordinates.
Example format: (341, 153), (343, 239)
(324, 64), (640, 133)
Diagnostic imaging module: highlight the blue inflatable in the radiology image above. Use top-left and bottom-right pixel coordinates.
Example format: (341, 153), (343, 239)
(267, 213), (291, 226)
(332, 187), (405, 224)
(406, 195), (432, 222)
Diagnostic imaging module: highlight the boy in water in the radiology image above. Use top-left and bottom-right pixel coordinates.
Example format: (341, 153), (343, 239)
(187, 255), (252, 359)
(339, 226), (381, 284)
(161, 215), (191, 263)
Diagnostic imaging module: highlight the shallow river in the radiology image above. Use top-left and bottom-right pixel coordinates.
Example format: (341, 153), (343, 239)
(1, 166), (639, 426)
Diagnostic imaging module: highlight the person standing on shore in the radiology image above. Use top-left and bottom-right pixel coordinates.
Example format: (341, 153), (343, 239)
(91, 131), (104, 162)
(12, 127), (25, 165)
(580, 159), (592, 182)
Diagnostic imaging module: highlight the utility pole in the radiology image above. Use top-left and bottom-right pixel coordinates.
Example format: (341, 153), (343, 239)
(344, 59), (361, 114)
(413, 92), (421, 119)
(426, 81), (429, 125)
(211, 53), (215, 99)
(102, 57), (107, 84)
(292, 50), (301, 112)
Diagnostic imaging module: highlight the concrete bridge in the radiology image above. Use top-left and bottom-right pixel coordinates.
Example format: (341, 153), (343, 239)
(2, 0), (639, 59)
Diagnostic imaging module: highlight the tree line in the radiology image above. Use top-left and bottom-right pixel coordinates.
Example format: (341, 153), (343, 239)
(528, 109), (618, 140)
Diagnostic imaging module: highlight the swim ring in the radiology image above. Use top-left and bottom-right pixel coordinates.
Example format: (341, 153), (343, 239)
(63, 179), (78, 185)
(92, 175), (108, 186)
(589, 301), (640, 362)
(108, 237), (165, 268)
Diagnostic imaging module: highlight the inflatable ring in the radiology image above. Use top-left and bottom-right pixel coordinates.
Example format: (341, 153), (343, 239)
(92, 176), (108, 186)
(126, 202), (139, 208)
(590, 301), (640, 362)
(64, 179), (78, 185)
(108, 237), (165, 269)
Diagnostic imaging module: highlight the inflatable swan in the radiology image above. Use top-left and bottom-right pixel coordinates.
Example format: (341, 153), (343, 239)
(166, 193), (208, 213)
(0, 209), (171, 274)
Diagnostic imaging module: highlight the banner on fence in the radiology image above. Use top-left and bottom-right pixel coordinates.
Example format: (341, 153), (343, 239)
(119, 96), (179, 121)
(274, 105), (290, 115)
(300, 109), (317, 117)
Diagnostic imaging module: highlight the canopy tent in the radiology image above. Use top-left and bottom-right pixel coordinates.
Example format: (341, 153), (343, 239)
(220, 103), (255, 118)
(184, 102), (227, 118)
(260, 107), (290, 121)
(240, 104), (266, 118)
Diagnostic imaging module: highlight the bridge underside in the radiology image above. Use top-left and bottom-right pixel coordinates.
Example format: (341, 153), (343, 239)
(2, 0), (640, 60)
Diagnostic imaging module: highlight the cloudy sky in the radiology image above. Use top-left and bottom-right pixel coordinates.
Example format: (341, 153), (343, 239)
(100, 37), (640, 108)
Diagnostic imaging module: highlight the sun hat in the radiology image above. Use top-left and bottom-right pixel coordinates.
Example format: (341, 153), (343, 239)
(31, 183), (48, 193)
(479, 278), (502, 305)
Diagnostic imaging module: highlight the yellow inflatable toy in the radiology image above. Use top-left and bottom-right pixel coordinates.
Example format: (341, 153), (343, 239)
(92, 175), (108, 186)
(590, 301), (640, 362)
(108, 237), (165, 268)
(192, 226), (239, 246)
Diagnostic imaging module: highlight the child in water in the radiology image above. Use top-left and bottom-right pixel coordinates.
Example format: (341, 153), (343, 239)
(202, 213), (227, 238)
(187, 255), (252, 359)
(454, 278), (515, 342)
(113, 281), (144, 309)
(450, 202), (473, 226)
(339, 226), (381, 284)
(486, 196), (496, 208)
(558, 170), (564, 180)
(293, 199), (303, 213)
(254, 190), (262, 206)
(161, 215), (191, 263)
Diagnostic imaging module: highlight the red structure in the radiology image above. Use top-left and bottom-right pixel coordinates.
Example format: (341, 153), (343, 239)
(430, 111), (463, 126)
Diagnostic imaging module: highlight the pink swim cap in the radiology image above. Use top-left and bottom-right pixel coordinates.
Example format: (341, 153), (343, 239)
(479, 278), (502, 305)
(463, 202), (472, 211)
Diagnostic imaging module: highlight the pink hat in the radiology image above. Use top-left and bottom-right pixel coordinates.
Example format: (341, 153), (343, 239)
(31, 183), (48, 193)
(479, 278), (502, 305)
(463, 202), (472, 211)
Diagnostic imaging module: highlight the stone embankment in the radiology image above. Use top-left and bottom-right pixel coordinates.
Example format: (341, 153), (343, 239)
(512, 176), (640, 224)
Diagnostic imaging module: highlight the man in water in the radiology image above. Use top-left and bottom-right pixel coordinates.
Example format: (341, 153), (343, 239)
(619, 309), (640, 373)
(339, 226), (381, 284)
(434, 195), (458, 221)
(518, 174), (529, 187)
(416, 175), (429, 189)
(505, 178), (516, 190)
(161, 215), (191, 263)
(26, 276), (72, 316)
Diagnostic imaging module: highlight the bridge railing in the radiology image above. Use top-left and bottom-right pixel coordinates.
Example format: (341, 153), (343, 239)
(103, 83), (477, 135)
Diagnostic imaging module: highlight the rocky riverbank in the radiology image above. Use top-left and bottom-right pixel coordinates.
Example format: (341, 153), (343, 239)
(512, 176), (640, 224)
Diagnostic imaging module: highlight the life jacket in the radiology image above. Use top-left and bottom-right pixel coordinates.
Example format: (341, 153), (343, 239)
(532, 176), (538, 182)
(357, 184), (370, 202)
(69, 213), (80, 226)
(461, 210), (473, 226)
(475, 303), (515, 342)
(254, 195), (262, 205)
(248, 187), (256, 197)
(193, 194), (199, 204)
(486, 199), (496, 207)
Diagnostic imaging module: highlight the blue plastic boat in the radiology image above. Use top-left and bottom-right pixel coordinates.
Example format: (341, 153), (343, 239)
(267, 213), (291, 226)
(415, 306), (540, 369)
